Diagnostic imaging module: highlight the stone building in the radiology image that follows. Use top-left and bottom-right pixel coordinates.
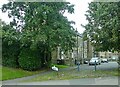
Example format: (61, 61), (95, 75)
(98, 51), (119, 60)
(51, 33), (94, 65)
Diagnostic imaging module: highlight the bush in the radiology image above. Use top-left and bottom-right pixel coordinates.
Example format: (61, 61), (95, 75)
(2, 40), (20, 68)
(36, 42), (52, 68)
(18, 48), (42, 71)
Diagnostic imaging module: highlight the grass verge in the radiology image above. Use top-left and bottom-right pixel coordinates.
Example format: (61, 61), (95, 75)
(1, 65), (68, 81)
(1, 66), (47, 81)
(24, 68), (119, 82)
(53, 64), (68, 69)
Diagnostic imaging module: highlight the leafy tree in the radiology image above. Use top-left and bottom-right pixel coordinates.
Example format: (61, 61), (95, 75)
(83, 2), (120, 52)
(0, 19), (3, 64)
(2, 2), (76, 67)
(0, 19), (2, 38)
(2, 23), (21, 67)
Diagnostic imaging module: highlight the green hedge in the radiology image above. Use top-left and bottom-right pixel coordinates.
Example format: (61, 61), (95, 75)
(2, 40), (20, 68)
(18, 48), (42, 71)
(2, 39), (51, 70)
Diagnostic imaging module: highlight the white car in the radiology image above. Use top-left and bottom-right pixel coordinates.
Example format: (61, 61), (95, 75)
(89, 57), (101, 65)
(112, 57), (116, 61)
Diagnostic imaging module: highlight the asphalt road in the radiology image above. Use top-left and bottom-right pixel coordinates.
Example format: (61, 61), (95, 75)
(79, 61), (118, 71)
(2, 76), (118, 85)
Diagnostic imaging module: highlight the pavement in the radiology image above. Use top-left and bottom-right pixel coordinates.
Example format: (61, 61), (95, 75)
(2, 76), (119, 85)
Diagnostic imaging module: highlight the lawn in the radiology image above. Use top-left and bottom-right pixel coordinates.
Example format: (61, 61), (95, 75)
(0, 66), (2, 81)
(24, 68), (119, 82)
(1, 66), (47, 81)
(1, 65), (119, 82)
(1, 65), (68, 81)
(52, 64), (68, 68)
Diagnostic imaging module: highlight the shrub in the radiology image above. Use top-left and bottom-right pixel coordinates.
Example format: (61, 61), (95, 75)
(2, 40), (20, 68)
(18, 48), (42, 71)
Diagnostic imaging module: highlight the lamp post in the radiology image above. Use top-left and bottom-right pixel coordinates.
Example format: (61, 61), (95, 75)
(76, 28), (80, 71)
(77, 33), (79, 62)
(82, 40), (84, 64)
(75, 28), (79, 63)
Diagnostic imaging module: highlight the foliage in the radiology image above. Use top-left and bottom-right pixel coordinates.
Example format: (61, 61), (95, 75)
(0, 19), (2, 38)
(2, 40), (20, 68)
(1, 2), (76, 51)
(83, 2), (120, 52)
(2, 24), (20, 68)
(18, 48), (42, 71)
(0, 19), (2, 65)
(1, 2), (76, 67)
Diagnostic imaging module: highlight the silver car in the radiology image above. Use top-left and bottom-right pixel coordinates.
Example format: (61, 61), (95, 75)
(89, 57), (101, 65)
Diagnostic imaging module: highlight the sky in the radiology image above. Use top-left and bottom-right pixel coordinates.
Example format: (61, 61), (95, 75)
(65, 0), (93, 33)
(0, 0), (93, 33)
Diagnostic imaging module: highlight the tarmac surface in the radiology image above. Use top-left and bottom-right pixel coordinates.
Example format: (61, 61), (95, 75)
(2, 76), (119, 85)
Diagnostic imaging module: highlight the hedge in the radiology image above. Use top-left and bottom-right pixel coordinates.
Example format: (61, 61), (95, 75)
(18, 48), (42, 71)
(2, 40), (20, 68)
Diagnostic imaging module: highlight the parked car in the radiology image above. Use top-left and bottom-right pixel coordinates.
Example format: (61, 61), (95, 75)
(101, 58), (108, 63)
(89, 57), (101, 65)
(84, 60), (89, 64)
(112, 57), (116, 60)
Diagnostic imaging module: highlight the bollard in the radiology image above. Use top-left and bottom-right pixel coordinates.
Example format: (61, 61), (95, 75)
(95, 60), (96, 71)
(78, 64), (80, 71)
(77, 62), (80, 71)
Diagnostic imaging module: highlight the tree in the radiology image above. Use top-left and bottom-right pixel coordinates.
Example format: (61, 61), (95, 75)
(0, 19), (3, 64)
(2, 21), (21, 67)
(83, 2), (120, 52)
(2, 2), (76, 67)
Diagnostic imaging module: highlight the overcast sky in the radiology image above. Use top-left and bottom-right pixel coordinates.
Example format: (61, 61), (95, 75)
(0, 0), (93, 33)
(65, 0), (92, 33)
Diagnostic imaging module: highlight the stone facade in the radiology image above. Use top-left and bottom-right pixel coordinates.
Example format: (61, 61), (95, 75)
(99, 51), (119, 60)
(51, 34), (94, 65)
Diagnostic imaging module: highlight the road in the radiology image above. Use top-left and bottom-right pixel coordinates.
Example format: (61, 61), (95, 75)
(2, 76), (118, 85)
(79, 61), (118, 71)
